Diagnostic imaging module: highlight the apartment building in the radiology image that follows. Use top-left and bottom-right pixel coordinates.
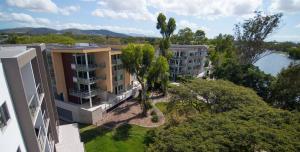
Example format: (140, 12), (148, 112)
(169, 45), (208, 81)
(47, 44), (139, 124)
(0, 44), (84, 152)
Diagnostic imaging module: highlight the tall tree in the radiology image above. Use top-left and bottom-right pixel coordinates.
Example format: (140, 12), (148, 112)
(235, 11), (283, 64)
(148, 56), (169, 95)
(194, 29), (206, 44)
(121, 44), (155, 115)
(177, 27), (193, 44)
(156, 13), (176, 58)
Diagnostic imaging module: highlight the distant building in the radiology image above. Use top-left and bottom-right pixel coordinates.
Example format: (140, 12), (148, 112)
(46, 44), (140, 124)
(0, 44), (84, 152)
(169, 45), (208, 81)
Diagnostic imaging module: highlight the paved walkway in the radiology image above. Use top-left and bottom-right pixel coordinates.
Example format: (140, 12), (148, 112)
(56, 123), (85, 152)
(96, 99), (165, 128)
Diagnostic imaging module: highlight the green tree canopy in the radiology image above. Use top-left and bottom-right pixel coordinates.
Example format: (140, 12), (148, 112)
(156, 13), (176, 57)
(121, 43), (155, 115)
(146, 79), (300, 152)
(270, 64), (300, 111)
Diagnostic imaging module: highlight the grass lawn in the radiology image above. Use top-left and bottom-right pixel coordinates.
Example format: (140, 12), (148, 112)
(155, 102), (168, 114)
(79, 124), (149, 152)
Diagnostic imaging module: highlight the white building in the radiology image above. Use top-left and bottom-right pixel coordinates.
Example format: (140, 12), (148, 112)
(0, 44), (84, 152)
(169, 45), (208, 81)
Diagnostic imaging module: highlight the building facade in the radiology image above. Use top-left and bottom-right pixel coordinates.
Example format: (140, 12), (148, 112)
(169, 45), (208, 81)
(47, 44), (139, 124)
(0, 44), (84, 152)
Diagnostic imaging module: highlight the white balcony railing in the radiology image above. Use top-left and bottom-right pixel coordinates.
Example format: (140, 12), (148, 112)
(76, 75), (106, 84)
(37, 126), (46, 152)
(69, 88), (104, 99)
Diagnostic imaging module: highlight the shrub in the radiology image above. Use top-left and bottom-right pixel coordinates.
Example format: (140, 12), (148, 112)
(150, 110), (157, 116)
(145, 101), (153, 110)
(151, 115), (159, 123)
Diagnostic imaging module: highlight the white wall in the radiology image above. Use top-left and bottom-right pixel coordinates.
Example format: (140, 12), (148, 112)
(0, 63), (27, 152)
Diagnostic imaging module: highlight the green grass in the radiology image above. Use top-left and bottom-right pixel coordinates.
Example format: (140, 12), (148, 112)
(79, 124), (149, 152)
(155, 102), (168, 114)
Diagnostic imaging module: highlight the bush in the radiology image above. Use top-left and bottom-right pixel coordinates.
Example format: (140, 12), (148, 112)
(151, 115), (159, 123)
(145, 101), (153, 110)
(150, 110), (157, 116)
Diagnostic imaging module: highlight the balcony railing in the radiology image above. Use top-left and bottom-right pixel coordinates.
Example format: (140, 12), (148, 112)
(42, 111), (50, 133)
(112, 59), (122, 65)
(77, 75), (106, 84)
(37, 126), (46, 151)
(74, 63), (105, 71)
(69, 88), (104, 98)
(112, 69), (124, 75)
(36, 83), (44, 102)
(28, 94), (40, 121)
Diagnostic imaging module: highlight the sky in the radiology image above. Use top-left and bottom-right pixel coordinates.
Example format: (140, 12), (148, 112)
(0, 0), (299, 42)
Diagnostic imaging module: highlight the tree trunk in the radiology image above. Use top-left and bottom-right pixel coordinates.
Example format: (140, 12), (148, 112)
(138, 79), (148, 117)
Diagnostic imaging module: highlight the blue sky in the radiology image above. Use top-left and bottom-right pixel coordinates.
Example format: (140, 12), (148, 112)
(0, 0), (299, 42)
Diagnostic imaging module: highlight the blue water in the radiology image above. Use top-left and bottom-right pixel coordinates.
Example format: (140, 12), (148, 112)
(254, 52), (298, 76)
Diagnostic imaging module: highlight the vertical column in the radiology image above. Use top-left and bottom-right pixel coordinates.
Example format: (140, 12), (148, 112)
(85, 53), (92, 108)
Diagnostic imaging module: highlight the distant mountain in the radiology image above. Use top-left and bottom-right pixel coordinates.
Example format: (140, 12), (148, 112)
(128, 33), (148, 37)
(0, 27), (130, 37)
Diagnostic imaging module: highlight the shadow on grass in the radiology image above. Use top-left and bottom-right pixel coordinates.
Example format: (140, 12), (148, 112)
(80, 125), (112, 143)
(113, 124), (132, 141)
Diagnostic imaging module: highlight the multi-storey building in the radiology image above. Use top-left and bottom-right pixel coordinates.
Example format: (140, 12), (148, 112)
(47, 44), (139, 124)
(169, 45), (208, 81)
(0, 44), (84, 152)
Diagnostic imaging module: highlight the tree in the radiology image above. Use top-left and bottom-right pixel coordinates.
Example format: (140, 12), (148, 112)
(177, 27), (193, 44)
(235, 11), (283, 64)
(156, 13), (176, 57)
(287, 47), (300, 59)
(148, 56), (169, 95)
(213, 60), (274, 100)
(209, 34), (237, 67)
(270, 64), (300, 111)
(194, 29), (206, 44)
(121, 44), (155, 116)
(146, 79), (300, 152)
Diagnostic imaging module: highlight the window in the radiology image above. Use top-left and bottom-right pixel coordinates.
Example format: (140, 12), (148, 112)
(16, 146), (21, 152)
(0, 102), (10, 128)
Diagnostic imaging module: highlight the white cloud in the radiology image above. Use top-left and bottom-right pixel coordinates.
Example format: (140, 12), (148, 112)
(59, 6), (80, 16)
(6, 0), (59, 13)
(92, 0), (155, 21)
(148, 0), (262, 19)
(0, 11), (155, 35)
(178, 20), (210, 32)
(6, 0), (79, 15)
(269, 0), (300, 13)
(0, 12), (50, 26)
(81, 0), (96, 2)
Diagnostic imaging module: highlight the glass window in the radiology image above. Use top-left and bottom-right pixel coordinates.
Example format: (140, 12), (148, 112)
(0, 102), (10, 128)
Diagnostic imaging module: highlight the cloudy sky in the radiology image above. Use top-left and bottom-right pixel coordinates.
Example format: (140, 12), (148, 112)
(0, 0), (299, 42)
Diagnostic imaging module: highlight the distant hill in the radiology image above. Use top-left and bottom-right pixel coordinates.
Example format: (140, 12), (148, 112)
(0, 27), (130, 37)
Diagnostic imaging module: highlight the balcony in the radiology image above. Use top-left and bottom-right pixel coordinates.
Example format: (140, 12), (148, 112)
(36, 126), (46, 152)
(28, 94), (41, 122)
(73, 63), (105, 71)
(42, 111), (50, 133)
(112, 69), (124, 75)
(76, 75), (106, 84)
(69, 88), (104, 99)
(112, 59), (122, 65)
